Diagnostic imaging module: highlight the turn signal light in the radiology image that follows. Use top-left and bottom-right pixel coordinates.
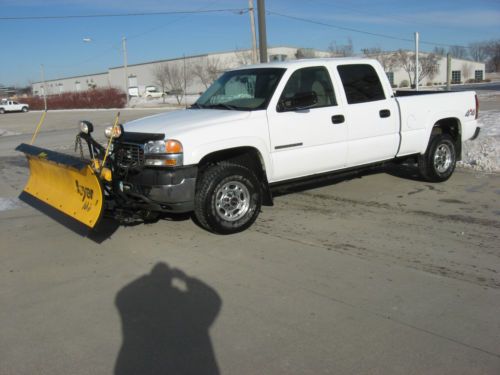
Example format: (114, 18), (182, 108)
(165, 139), (183, 154)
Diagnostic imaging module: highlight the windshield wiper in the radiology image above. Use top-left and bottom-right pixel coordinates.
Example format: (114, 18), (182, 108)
(205, 103), (240, 110)
(189, 103), (205, 109)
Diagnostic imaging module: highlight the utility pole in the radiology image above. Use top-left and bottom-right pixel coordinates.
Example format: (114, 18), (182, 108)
(183, 54), (187, 108)
(415, 32), (419, 91)
(446, 53), (452, 91)
(40, 64), (47, 111)
(122, 36), (129, 106)
(248, 0), (258, 64)
(257, 0), (268, 63)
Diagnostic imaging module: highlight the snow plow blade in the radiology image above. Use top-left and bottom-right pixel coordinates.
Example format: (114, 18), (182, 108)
(16, 143), (104, 229)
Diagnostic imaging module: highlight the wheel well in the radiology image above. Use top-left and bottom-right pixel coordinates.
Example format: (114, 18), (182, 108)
(198, 147), (273, 206)
(431, 118), (462, 159)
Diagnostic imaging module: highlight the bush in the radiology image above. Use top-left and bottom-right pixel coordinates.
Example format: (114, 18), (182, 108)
(426, 82), (433, 86)
(483, 79), (491, 82)
(466, 79), (475, 83)
(399, 80), (409, 88)
(24, 88), (126, 110)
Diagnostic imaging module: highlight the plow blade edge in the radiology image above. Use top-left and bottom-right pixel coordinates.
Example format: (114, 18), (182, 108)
(16, 143), (104, 229)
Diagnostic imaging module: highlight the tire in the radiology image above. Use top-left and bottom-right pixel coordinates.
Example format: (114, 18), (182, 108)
(194, 162), (262, 234)
(21, 106), (28, 113)
(418, 133), (456, 182)
(0, 108), (4, 114)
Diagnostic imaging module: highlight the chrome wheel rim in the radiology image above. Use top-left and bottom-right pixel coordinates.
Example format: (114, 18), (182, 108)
(434, 143), (452, 173)
(215, 181), (250, 222)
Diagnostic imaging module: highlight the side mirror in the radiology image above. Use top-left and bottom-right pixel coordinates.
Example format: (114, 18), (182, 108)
(278, 91), (318, 112)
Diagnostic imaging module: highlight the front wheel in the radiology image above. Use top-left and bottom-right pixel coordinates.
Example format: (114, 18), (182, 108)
(418, 133), (457, 182)
(21, 106), (28, 113)
(0, 108), (5, 114)
(194, 162), (262, 234)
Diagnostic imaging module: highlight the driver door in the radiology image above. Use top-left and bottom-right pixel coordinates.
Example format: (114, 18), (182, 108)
(267, 66), (348, 182)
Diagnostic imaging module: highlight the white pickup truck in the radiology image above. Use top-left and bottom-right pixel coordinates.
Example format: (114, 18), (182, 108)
(0, 99), (29, 114)
(87, 58), (479, 234)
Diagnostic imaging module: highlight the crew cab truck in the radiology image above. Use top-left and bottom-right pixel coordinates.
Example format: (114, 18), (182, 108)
(0, 100), (29, 114)
(87, 58), (480, 234)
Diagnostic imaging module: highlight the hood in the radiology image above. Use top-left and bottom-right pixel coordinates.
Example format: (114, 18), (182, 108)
(123, 109), (251, 137)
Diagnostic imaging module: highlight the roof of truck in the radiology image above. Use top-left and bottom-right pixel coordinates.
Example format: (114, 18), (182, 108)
(232, 57), (379, 70)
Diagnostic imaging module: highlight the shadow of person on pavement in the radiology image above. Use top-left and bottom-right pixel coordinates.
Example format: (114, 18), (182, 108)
(114, 262), (222, 375)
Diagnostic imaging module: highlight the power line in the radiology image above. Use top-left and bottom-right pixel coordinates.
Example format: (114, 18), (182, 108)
(0, 8), (248, 21)
(267, 10), (475, 50)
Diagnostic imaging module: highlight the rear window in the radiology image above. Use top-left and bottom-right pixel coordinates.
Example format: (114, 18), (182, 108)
(337, 64), (385, 104)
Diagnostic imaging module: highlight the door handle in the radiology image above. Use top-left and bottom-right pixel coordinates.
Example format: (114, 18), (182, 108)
(331, 114), (345, 124)
(379, 109), (391, 118)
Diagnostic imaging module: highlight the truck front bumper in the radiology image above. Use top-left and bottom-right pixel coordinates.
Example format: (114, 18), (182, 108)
(116, 165), (197, 213)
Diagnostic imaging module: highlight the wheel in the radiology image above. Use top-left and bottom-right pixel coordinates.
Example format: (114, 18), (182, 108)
(418, 133), (456, 182)
(194, 162), (262, 234)
(0, 108), (4, 114)
(21, 106), (28, 112)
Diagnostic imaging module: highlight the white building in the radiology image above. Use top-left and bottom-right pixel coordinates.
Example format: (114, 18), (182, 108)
(32, 47), (486, 96)
(32, 46), (331, 97)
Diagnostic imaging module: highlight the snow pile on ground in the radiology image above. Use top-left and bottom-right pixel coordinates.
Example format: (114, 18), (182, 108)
(0, 129), (21, 137)
(458, 110), (500, 173)
(129, 94), (199, 108)
(0, 197), (23, 212)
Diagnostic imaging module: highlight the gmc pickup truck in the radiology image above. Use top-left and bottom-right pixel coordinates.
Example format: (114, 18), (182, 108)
(72, 58), (482, 233)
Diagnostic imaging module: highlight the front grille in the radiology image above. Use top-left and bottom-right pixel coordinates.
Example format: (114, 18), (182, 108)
(115, 142), (144, 169)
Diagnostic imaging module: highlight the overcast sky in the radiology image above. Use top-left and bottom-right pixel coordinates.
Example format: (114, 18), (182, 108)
(1, 0), (499, 86)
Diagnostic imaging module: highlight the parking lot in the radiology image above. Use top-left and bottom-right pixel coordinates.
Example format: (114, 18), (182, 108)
(0, 109), (499, 374)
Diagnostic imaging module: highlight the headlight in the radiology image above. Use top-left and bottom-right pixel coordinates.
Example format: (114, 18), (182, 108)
(144, 139), (183, 167)
(144, 140), (166, 154)
(104, 124), (123, 139)
(79, 120), (93, 134)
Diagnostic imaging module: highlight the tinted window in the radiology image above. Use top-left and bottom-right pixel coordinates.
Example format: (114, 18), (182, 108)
(337, 64), (385, 104)
(280, 66), (336, 109)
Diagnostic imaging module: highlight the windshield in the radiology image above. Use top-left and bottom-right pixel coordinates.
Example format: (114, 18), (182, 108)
(194, 68), (286, 111)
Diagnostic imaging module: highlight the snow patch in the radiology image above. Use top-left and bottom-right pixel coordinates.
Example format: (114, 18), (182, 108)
(0, 129), (21, 137)
(458, 110), (500, 173)
(0, 197), (23, 212)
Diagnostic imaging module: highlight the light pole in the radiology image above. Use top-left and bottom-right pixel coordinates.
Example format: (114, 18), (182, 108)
(40, 64), (47, 111)
(122, 36), (129, 106)
(415, 32), (419, 91)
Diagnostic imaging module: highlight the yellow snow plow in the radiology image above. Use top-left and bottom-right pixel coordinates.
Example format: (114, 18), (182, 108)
(16, 143), (104, 228)
(16, 115), (117, 230)
(17, 113), (175, 231)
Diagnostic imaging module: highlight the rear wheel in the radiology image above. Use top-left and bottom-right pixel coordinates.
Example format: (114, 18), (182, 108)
(418, 133), (456, 182)
(0, 108), (4, 114)
(21, 106), (28, 113)
(194, 162), (262, 234)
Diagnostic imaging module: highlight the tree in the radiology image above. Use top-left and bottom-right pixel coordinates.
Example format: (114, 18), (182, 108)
(462, 62), (473, 82)
(361, 48), (399, 72)
(235, 49), (253, 65)
(485, 39), (500, 72)
(295, 48), (317, 59)
(191, 57), (224, 89)
(432, 46), (446, 56)
(328, 38), (354, 57)
(468, 41), (489, 62)
(448, 45), (468, 60)
(152, 63), (190, 105)
(394, 50), (439, 86)
(152, 63), (169, 103)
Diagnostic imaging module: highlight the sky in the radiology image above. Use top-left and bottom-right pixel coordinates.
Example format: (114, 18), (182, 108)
(1, 0), (499, 86)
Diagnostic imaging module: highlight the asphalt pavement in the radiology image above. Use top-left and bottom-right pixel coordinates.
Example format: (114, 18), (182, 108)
(0, 109), (499, 374)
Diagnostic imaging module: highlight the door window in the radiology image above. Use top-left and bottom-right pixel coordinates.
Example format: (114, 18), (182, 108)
(279, 66), (336, 109)
(337, 64), (385, 104)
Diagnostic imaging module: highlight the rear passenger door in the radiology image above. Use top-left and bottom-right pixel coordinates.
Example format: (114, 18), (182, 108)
(337, 64), (399, 167)
(267, 66), (348, 182)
